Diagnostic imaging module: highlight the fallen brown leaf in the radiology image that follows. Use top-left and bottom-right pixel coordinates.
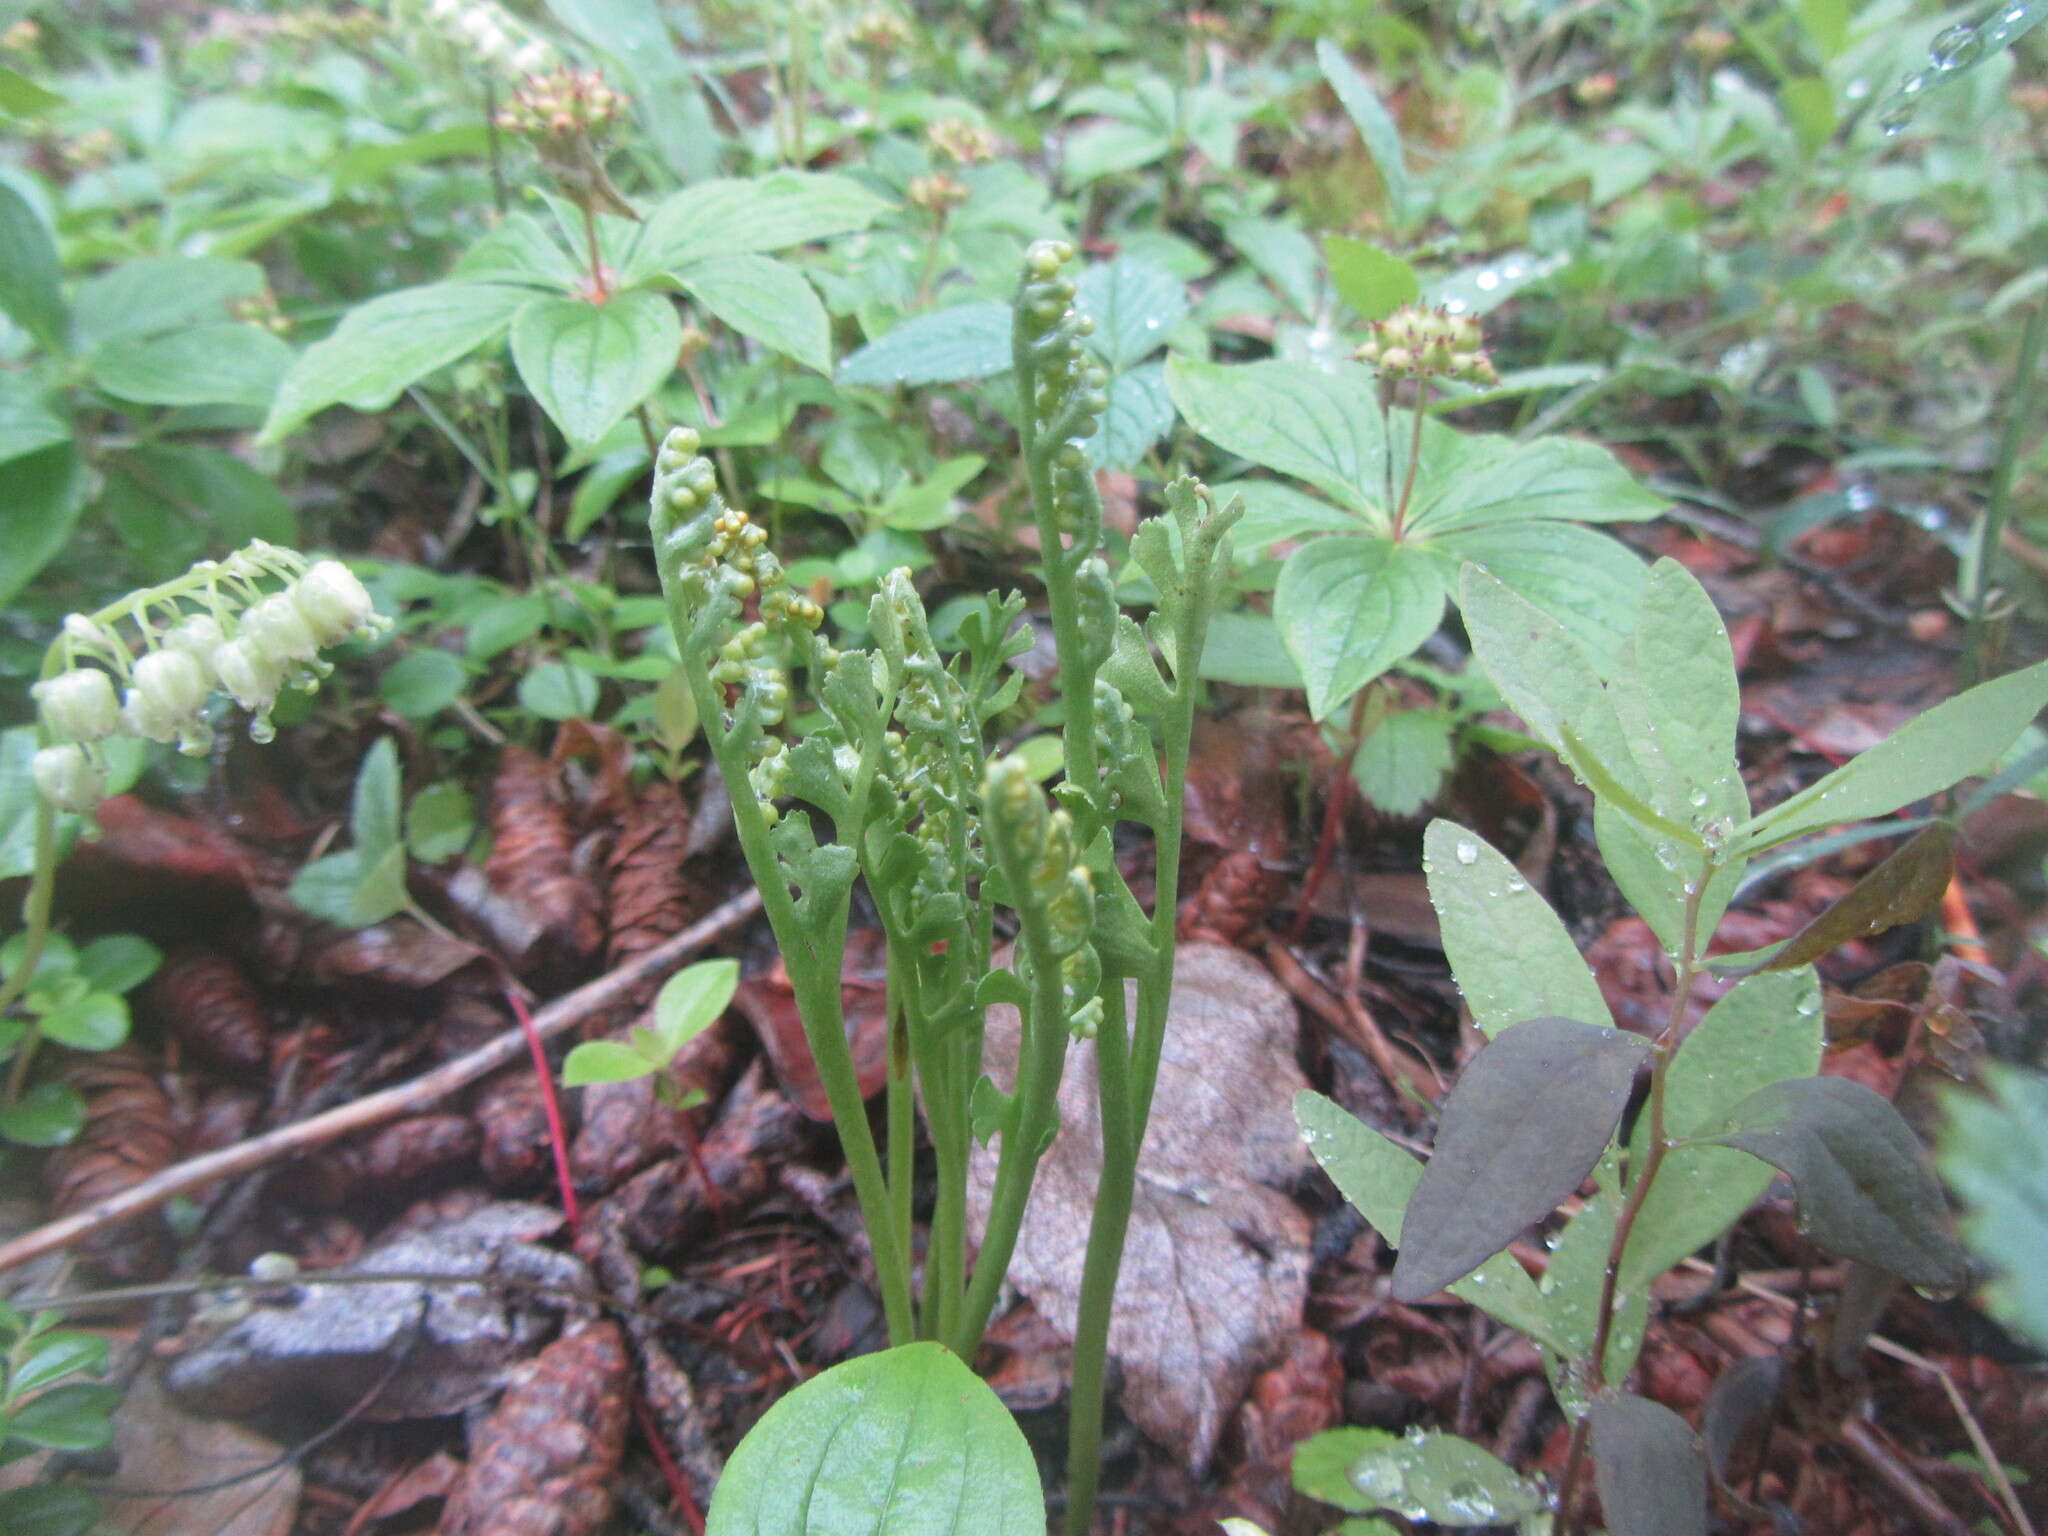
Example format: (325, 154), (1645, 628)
(97, 1370), (299, 1536)
(968, 944), (1311, 1474)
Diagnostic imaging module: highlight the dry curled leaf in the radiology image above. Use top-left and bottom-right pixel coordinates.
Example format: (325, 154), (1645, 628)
(146, 946), (271, 1074)
(438, 1322), (630, 1536)
(44, 1049), (184, 1281)
(968, 944), (1312, 1474)
(731, 929), (889, 1120)
(484, 747), (603, 980)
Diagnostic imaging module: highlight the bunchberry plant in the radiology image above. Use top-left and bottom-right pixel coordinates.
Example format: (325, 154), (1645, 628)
(1, 546), (386, 1139)
(652, 239), (1240, 1535)
(1290, 558), (2048, 1534)
(1168, 300), (1664, 724)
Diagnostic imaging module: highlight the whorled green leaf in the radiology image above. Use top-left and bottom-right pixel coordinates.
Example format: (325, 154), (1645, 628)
(72, 256), (264, 349)
(1076, 255), (1187, 369)
(0, 180), (65, 352)
(1226, 217), (1320, 319)
(838, 302), (1013, 387)
(451, 212), (586, 290)
(1315, 41), (1414, 223)
(1194, 611), (1301, 689)
(1620, 968), (1824, 1289)
(1166, 357), (1385, 517)
(705, 1342), (1041, 1535)
(100, 443), (297, 556)
(677, 254), (831, 374)
(1224, 481), (1362, 564)
(1092, 361), (1175, 471)
(1293, 1424), (1543, 1526)
(1589, 1394), (1708, 1536)
(1424, 820), (1612, 1037)
(261, 281), (532, 443)
(1438, 520), (1646, 677)
(1404, 432), (1666, 537)
(1743, 658), (2048, 851)
(1326, 235), (1419, 322)
(1295, 1091), (1558, 1348)
(512, 290), (681, 446)
(1275, 537), (1444, 719)
(629, 172), (890, 282)
(88, 322), (291, 408)
(0, 443), (85, 607)
(1693, 1076), (1967, 1290)
(0, 372), (70, 464)
(1393, 1017), (1652, 1302)
(1940, 1065), (2048, 1348)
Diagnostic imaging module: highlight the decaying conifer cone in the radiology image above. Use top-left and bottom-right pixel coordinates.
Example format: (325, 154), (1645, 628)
(43, 1051), (184, 1281)
(602, 780), (696, 970)
(484, 747), (603, 981)
(145, 946), (271, 1073)
(1178, 847), (1286, 948)
(437, 1321), (629, 1536)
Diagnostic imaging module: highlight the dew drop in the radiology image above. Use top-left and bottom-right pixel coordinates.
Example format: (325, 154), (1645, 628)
(1504, 874), (1528, 893)
(1474, 269), (1502, 292)
(1929, 22), (1984, 69)
(1687, 786), (1710, 809)
(1441, 296), (1469, 314)
(1454, 838), (1480, 865)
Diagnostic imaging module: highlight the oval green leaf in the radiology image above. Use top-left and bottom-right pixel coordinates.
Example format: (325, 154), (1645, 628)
(705, 1341), (1042, 1536)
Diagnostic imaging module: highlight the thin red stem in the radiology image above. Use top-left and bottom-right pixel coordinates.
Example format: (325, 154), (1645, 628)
(508, 986), (581, 1237)
(632, 1389), (706, 1535)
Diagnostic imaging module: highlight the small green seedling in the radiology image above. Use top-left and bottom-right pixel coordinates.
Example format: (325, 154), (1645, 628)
(561, 957), (737, 1114)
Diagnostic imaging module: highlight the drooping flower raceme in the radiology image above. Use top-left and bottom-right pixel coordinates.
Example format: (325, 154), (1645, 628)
(29, 543), (388, 813)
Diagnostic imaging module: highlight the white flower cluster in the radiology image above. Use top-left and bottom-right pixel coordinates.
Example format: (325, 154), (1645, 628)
(423, 0), (552, 73)
(30, 548), (387, 814)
